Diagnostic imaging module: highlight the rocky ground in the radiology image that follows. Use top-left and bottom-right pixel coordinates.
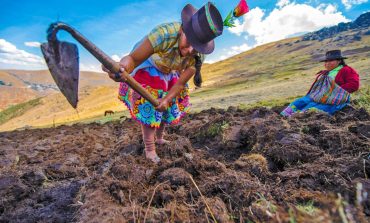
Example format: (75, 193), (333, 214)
(0, 106), (369, 223)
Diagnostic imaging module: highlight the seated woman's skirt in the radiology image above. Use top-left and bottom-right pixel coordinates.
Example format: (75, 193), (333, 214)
(118, 66), (190, 128)
(281, 95), (348, 117)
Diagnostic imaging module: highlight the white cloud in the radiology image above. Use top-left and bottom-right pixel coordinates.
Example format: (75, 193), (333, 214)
(80, 63), (102, 72)
(24, 41), (41, 47)
(204, 59), (215, 64)
(111, 53), (129, 62)
(111, 54), (121, 62)
(217, 43), (251, 61)
(228, 3), (349, 47)
(341, 0), (368, 9)
(0, 39), (45, 67)
(277, 0), (290, 8)
(81, 53), (129, 72)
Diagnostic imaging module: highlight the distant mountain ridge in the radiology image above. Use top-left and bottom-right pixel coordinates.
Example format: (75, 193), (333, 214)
(303, 12), (370, 41)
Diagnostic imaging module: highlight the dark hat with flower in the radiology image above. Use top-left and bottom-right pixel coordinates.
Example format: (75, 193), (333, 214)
(181, 2), (223, 54)
(320, 50), (347, 62)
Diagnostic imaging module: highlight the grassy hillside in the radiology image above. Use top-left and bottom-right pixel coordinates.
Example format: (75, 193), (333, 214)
(0, 70), (116, 110)
(0, 98), (42, 125)
(192, 29), (370, 111)
(0, 71), (40, 111)
(0, 84), (123, 131)
(0, 28), (369, 131)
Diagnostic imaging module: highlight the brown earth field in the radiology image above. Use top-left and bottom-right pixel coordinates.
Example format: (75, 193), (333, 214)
(0, 105), (370, 222)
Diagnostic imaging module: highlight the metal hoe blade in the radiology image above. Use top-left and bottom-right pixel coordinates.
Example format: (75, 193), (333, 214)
(41, 41), (79, 108)
(41, 22), (159, 109)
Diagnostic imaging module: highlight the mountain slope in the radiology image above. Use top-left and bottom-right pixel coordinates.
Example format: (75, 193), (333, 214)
(0, 71), (39, 111)
(0, 70), (116, 111)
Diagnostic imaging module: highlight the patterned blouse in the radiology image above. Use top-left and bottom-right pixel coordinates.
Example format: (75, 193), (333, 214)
(132, 22), (204, 74)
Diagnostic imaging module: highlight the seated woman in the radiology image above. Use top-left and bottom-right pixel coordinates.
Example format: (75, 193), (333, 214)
(281, 50), (360, 117)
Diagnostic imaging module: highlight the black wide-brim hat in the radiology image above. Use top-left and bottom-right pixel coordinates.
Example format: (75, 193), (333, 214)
(181, 2), (223, 54)
(320, 50), (347, 62)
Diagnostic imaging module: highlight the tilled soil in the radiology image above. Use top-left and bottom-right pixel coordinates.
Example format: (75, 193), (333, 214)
(0, 106), (369, 223)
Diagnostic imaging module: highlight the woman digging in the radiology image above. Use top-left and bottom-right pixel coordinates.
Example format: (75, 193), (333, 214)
(103, 2), (225, 163)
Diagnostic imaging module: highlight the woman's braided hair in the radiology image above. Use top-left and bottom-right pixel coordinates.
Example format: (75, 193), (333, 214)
(339, 59), (346, 66)
(193, 54), (203, 87)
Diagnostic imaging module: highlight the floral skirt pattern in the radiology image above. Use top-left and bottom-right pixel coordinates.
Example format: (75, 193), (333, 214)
(118, 67), (190, 128)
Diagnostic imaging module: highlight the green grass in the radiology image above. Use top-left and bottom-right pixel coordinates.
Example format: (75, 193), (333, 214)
(0, 98), (42, 125)
(81, 110), (129, 125)
(353, 86), (370, 112)
(255, 193), (277, 214)
(39, 110), (130, 129)
(191, 78), (252, 98)
(288, 208), (297, 223)
(195, 120), (230, 141)
(296, 200), (318, 216)
(191, 73), (273, 99)
(238, 95), (301, 110)
(206, 120), (229, 137)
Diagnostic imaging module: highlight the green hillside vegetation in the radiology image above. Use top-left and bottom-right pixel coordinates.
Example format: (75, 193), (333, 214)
(0, 98), (42, 125)
(354, 86), (370, 111)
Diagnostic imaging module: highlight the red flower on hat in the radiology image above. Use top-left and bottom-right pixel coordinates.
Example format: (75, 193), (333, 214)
(224, 0), (250, 27)
(233, 0), (249, 17)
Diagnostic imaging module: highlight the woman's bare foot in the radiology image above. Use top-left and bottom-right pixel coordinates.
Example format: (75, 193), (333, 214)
(155, 138), (170, 145)
(145, 150), (160, 164)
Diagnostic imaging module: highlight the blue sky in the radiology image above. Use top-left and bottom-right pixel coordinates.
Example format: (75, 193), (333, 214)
(0, 0), (369, 71)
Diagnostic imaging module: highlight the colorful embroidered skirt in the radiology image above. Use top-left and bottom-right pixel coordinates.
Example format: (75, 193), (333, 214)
(281, 95), (349, 117)
(118, 66), (190, 128)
